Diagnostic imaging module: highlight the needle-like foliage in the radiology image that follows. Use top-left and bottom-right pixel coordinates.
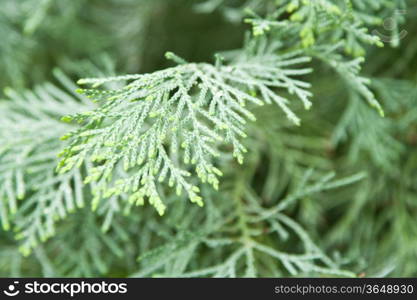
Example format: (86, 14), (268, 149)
(58, 42), (314, 215)
(0, 0), (416, 278)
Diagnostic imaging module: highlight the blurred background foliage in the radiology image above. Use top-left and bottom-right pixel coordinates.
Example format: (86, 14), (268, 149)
(0, 0), (416, 277)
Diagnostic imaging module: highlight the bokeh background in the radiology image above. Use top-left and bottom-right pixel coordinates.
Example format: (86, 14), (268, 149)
(0, 0), (416, 277)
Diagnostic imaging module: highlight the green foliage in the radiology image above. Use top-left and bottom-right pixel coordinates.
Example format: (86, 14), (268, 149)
(58, 42), (314, 215)
(0, 71), (93, 254)
(0, 0), (416, 277)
